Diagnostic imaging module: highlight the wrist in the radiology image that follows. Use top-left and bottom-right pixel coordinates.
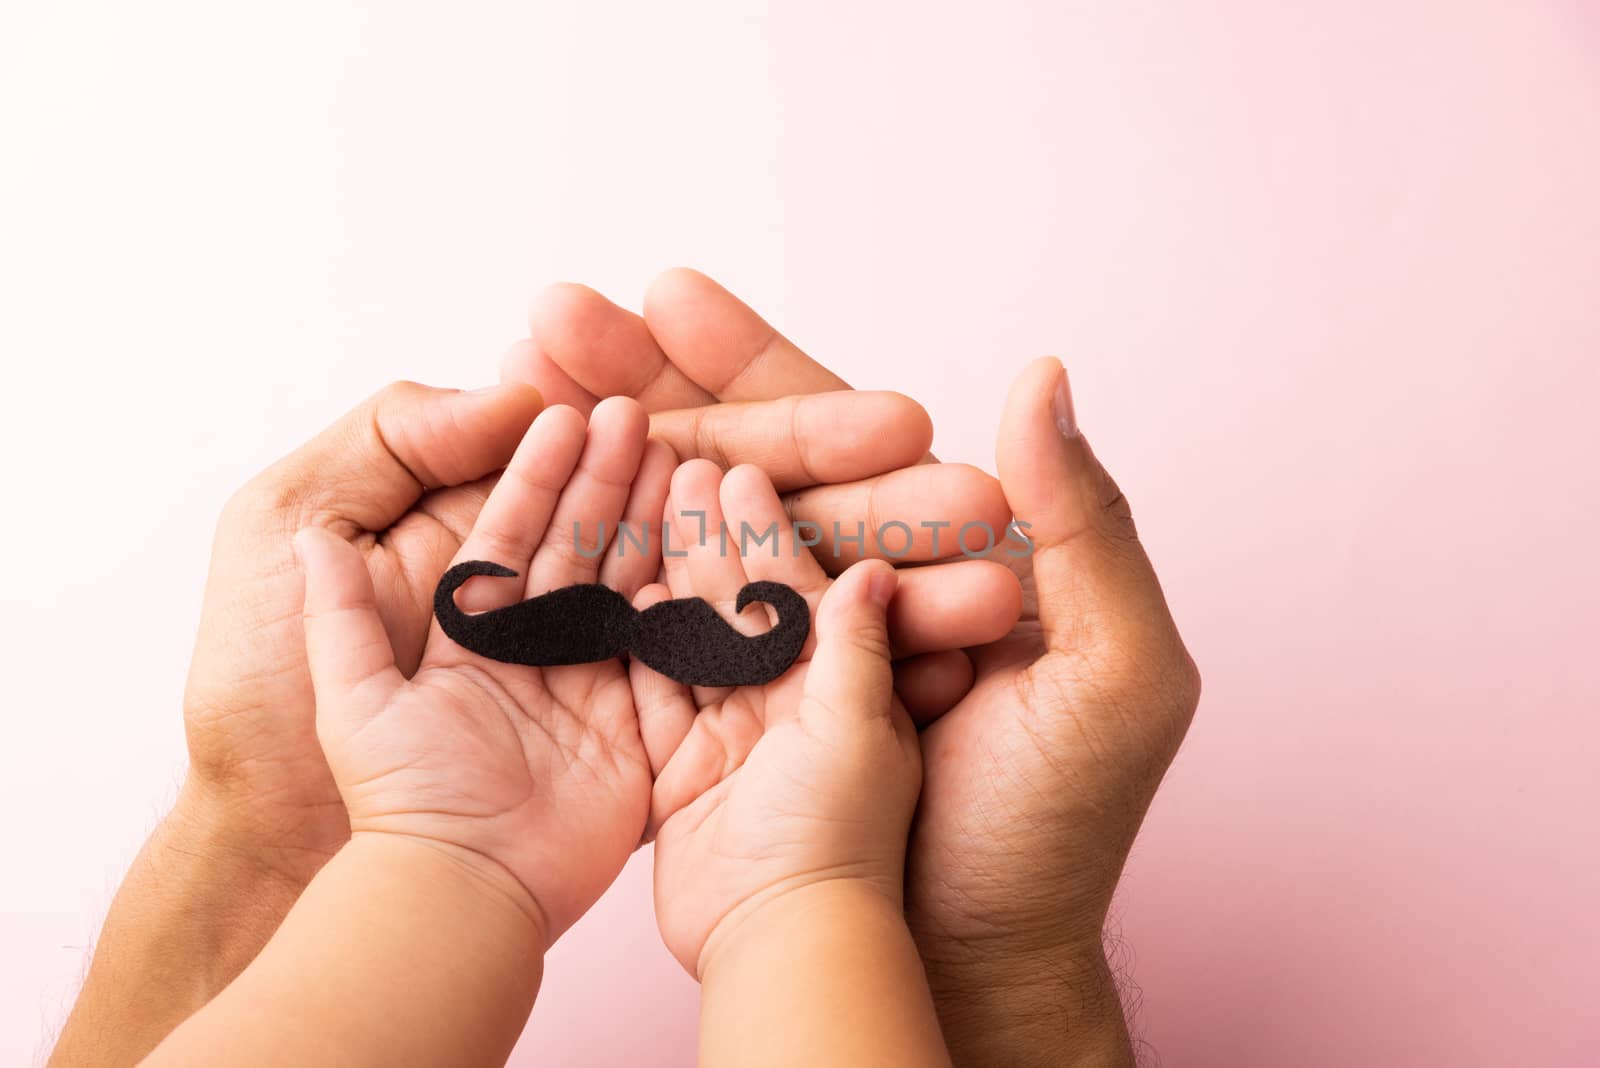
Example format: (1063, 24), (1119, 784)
(699, 876), (903, 986)
(140, 827), (548, 1065)
(48, 783), (318, 1065)
(136, 781), (318, 980)
(344, 830), (551, 955)
(920, 937), (1132, 1068)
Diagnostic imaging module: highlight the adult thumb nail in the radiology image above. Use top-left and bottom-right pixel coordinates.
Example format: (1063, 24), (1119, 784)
(1052, 365), (1079, 440)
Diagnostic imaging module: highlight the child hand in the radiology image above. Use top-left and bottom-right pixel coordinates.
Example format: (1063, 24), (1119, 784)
(292, 398), (675, 945)
(637, 460), (923, 976)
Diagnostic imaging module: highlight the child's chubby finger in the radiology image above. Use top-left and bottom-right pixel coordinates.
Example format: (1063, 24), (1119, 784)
(666, 460), (751, 615)
(448, 404), (588, 614)
(598, 439), (676, 599)
(665, 459), (755, 707)
(293, 526), (403, 726)
(718, 463), (829, 601)
(716, 463), (829, 671)
(630, 583), (699, 781)
(800, 560), (899, 733)
(631, 578), (768, 840)
(648, 704), (764, 842)
(527, 396), (649, 594)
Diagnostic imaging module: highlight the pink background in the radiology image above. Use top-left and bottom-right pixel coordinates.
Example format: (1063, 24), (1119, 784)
(2, 2), (1596, 1065)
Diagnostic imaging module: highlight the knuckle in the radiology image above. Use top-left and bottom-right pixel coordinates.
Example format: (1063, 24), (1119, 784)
(220, 467), (303, 533)
(375, 379), (427, 407)
(1094, 467), (1140, 544)
(691, 408), (730, 469)
(838, 620), (893, 663)
(1172, 647), (1203, 720)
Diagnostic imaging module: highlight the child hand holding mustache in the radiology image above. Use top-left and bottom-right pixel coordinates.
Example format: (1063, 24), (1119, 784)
(143, 403), (948, 1066)
(639, 460), (949, 1066)
(144, 397), (675, 1065)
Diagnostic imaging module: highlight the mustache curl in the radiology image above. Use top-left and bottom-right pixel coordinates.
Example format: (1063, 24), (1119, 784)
(433, 560), (810, 688)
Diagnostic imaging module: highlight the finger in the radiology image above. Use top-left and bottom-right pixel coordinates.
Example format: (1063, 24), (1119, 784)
(521, 282), (714, 412)
(239, 382), (543, 534)
(528, 397), (648, 593)
(800, 560), (898, 733)
(629, 583), (699, 782)
(449, 404), (588, 614)
(598, 438), (676, 599)
(666, 460), (751, 620)
(649, 710), (761, 841)
(646, 391), (932, 493)
(499, 338), (599, 413)
(996, 357), (1189, 661)
(783, 463), (1013, 572)
(718, 464), (829, 598)
(643, 268), (850, 399)
(893, 650), (975, 727)
(888, 560), (1022, 657)
(648, 693), (768, 841)
(666, 459), (752, 707)
(294, 526), (404, 724)
(658, 484), (693, 598)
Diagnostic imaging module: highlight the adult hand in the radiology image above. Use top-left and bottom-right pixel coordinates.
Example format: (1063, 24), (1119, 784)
(52, 380), (545, 1065)
(516, 272), (1200, 1067)
(502, 270), (1020, 718)
(906, 358), (1200, 1067)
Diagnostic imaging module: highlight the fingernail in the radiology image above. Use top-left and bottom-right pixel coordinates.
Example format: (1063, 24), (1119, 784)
(465, 383), (510, 396)
(865, 565), (897, 609)
(1052, 366), (1079, 439)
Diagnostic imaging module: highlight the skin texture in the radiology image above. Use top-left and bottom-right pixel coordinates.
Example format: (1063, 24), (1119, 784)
(502, 279), (1019, 719)
(147, 400), (680, 1065)
(50, 266), (1197, 1068)
(49, 312), (1010, 1064)
(636, 460), (1015, 836)
(143, 835), (546, 1068)
(646, 555), (949, 1066)
(508, 270), (1202, 1067)
(283, 397), (671, 940)
(49, 380), (550, 1066)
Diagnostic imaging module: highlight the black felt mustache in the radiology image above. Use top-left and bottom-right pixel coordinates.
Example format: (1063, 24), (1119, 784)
(433, 560), (810, 687)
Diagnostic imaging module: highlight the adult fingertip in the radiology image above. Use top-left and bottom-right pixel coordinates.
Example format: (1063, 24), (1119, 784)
(498, 338), (538, 383)
(873, 389), (931, 454)
(643, 266), (716, 313)
(642, 436), (679, 469)
(894, 650), (975, 726)
(528, 281), (607, 338)
(452, 381), (545, 429)
(995, 358), (1095, 541)
(938, 462), (1013, 542)
(805, 391), (932, 466)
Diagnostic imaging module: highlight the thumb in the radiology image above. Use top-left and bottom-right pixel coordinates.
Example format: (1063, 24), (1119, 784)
(995, 357), (1189, 663)
(800, 560), (899, 731)
(237, 381), (543, 535)
(293, 526), (404, 725)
